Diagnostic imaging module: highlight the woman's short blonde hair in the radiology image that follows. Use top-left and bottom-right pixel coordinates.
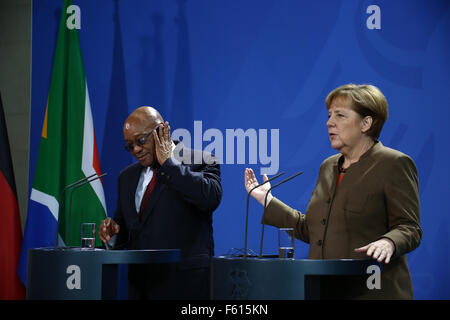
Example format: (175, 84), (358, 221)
(325, 84), (389, 139)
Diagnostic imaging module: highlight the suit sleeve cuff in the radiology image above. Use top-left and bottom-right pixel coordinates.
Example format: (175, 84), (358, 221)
(377, 233), (400, 258)
(261, 197), (300, 228)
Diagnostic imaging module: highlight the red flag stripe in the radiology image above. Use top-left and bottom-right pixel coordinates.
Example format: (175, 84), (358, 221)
(0, 171), (25, 299)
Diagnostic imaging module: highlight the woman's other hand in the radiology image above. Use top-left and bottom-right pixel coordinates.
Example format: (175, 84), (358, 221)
(354, 238), (396, 263)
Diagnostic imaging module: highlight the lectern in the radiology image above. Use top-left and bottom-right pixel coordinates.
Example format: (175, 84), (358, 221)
(212, 257), (381, 300)
(27, 247), (180, 300)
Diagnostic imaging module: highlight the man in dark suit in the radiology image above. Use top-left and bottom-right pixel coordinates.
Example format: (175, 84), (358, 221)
(99, 106), (222, 299)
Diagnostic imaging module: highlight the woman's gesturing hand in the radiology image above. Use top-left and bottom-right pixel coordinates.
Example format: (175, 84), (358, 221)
(245, 168), (273, 207)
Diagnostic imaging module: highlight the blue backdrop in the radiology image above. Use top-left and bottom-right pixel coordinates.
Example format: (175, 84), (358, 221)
(30, 0), (450, 299)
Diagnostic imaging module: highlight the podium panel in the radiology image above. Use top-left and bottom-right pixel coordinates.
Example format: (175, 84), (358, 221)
(212, 257), (381, 300)
(27, 247), (180, 300)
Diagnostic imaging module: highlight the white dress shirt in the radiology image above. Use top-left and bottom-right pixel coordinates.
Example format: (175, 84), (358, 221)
(135, 141), (176, 213)
(135, 166), (154, 213)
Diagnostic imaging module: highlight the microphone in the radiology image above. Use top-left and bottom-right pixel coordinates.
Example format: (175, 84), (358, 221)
(244, 171), (285, 258)
(258, 170), (303, 258)
(66, 173), (107, 246)
(55, 173), (98, 248)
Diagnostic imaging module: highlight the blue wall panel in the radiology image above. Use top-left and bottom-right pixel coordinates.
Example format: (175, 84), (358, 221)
(30, 0), (450, 299)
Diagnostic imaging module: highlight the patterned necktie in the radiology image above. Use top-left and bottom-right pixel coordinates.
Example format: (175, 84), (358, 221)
(139, 168), (157, 221)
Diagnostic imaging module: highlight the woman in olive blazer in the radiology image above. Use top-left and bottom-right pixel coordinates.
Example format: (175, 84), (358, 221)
(245, 84), (422, 299)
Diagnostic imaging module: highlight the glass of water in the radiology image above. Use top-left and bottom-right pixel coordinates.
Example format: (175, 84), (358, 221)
(81, 223), (96, 249)
(278, 228), (295, 259)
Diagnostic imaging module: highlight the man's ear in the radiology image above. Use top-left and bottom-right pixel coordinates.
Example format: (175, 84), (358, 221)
(361, 116), (373, 133)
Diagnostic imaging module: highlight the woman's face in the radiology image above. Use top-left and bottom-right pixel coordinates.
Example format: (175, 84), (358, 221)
(326, 96), (366, 153)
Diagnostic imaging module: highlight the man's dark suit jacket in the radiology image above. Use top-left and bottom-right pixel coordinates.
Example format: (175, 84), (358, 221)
(113, 141), (222, 299)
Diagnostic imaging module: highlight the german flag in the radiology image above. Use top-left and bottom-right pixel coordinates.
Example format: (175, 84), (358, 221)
(0, 92), (25, 299)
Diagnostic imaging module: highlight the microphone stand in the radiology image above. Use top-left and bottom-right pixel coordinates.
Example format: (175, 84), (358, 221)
(259, 170), (303, 258)
(55, 173), (98, 248)
(66, 173), (107, 246)
(244, 172), (285, 258)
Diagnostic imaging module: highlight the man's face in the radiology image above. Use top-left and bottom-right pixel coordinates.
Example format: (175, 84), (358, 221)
(123, 118), (160, 167)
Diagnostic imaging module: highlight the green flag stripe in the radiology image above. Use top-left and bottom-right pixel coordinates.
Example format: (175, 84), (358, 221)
(32, 0), (106, 247)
